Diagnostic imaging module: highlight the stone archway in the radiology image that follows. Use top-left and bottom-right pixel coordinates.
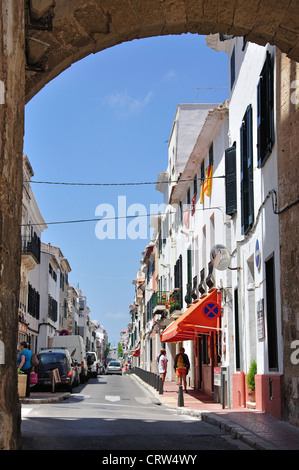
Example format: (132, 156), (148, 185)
(25, 0), (299, 102)
(1, 0), (299, 449)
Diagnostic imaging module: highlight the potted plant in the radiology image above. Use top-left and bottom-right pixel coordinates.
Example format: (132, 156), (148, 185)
(247, 360), (257, 402)
(168, 288), (181, 313)
(17, 370), (27, 398)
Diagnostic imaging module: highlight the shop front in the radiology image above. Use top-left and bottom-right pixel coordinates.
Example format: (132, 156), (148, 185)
(161, 288), (222, 400)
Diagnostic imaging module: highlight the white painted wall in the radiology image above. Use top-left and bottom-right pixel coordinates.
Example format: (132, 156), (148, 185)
(227, 38), (282, 375)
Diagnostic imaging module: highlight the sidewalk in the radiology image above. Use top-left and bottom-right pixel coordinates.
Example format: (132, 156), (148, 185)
(20, 391), (70, 404)
(142, 378), (299, 451)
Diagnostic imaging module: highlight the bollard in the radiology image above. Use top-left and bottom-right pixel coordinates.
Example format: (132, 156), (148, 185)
(155, 374), (159, 391)
(178, 385), (184, 407)
(158, 376), (163, 395)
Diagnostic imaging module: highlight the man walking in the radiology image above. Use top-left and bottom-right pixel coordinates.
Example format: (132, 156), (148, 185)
(173, 347), (190, 393)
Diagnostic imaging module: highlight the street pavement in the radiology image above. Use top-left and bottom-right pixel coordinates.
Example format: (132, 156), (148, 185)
(20, 374), (299, 451)
(139, 378), (299, 451)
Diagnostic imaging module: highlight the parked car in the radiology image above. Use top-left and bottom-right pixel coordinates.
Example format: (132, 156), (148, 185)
(52, 335), (88, 383)
(35, 348), (76, 392)
(106, 361), (122, 375)
(86, 351), (98, 378)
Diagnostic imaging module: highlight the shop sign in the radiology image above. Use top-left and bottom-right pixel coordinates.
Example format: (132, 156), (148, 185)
(257, 299), (265, 340)
(214, 367), (221, 386)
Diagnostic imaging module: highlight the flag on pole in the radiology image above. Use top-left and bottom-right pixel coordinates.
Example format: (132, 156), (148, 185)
(200, 181), (204, 204)
(204, 165), (213, 197)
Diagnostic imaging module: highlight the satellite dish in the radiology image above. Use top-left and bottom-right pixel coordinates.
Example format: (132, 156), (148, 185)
(210, 244), (231, 271)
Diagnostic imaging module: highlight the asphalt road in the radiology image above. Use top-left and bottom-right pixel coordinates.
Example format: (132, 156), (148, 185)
(21, 373), (252, 453)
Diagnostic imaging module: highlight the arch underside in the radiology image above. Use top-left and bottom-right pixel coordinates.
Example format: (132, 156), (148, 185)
(25, 0), (299, 102)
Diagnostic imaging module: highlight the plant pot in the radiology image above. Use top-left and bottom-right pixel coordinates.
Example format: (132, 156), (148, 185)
(248, 389), (256, 402)
(18, 374), (27, 397)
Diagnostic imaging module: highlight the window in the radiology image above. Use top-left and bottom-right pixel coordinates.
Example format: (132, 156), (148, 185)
(209, 142), (214, 166)
(225, 143), (237, 215)
(185, 248), (192, 305)
(187, 188), (190, 205)
(48, 295), (58, 322)
(257, 51), (274, 167)
(174, 255), (183, 309)
(193, 175), (197, 196)
(265, 255), (278, 371)
(240, 105), (254, 235)
(28, 283), (40, 319)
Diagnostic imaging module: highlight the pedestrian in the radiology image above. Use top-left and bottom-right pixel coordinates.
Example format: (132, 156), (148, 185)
(173, 347), (190, 393)
(17, 341), (33, 397)
(158, 348), (168, 390)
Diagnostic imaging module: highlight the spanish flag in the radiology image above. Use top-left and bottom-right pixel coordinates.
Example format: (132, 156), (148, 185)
(200, 181), (205, 204)
(204, 164), (213, 197)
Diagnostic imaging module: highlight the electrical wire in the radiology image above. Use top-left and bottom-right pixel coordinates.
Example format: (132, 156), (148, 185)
(21, 205), (224, 227)
(23, 175), (225, 187)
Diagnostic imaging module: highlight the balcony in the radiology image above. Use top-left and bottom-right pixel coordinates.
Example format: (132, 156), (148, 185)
(153, 291), (169, 316)
(153, 291), (168, 308)
(21, 233), (41, 269)
(169, 288), (182, 317)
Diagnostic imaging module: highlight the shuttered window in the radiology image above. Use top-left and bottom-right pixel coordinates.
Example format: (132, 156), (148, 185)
(225, 143), (237, 215)
(174, 255), (183, 309)
(257, 51), (274, 167)
(240, 105), (254, 235)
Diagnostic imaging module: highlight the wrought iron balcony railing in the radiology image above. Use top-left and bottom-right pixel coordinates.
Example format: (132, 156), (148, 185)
(21, 234), (41, 263)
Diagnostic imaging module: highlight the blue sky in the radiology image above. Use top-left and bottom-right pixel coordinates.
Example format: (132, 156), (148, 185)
(24, 33), (228, 347)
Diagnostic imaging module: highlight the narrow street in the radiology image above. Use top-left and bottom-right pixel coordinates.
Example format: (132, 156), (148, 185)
(21, 374), (251, 452)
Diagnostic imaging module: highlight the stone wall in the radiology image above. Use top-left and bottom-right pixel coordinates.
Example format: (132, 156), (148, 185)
(25, 0), (299, 102)
(276, 49), (299, 426)
(0, 0), (299, 451)
(0, 0), (25, 449)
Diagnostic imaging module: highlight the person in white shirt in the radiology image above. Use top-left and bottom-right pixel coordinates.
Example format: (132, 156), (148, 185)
(158, 348), (168, 390)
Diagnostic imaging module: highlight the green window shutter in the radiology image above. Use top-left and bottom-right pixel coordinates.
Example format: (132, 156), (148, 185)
(240, 105), (254, 235)
(247, 105), (254, 228)
(225, 143), (237, 215)
(257, 51), (275, 167)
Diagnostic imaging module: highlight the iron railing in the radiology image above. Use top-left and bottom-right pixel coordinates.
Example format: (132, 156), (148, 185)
(125, 366), (164, 394)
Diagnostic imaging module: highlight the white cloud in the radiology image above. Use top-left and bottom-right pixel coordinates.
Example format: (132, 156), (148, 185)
(163, 70), (177, 81)
(103, 90), (153, 116)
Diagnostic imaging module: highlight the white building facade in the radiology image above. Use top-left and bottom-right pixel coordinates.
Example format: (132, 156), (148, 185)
(206, 35), (283, 416)
(19, 155), (47, 352)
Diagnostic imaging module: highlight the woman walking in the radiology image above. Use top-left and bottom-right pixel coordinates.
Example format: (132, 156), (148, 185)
(158, 348), (168, 391)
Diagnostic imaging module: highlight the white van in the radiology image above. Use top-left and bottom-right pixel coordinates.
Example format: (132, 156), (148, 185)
(52, 335), (88, 383)
(86, 351), (98, 378)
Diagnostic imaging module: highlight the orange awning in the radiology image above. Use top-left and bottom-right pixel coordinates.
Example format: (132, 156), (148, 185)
(160, 288), (221, 343)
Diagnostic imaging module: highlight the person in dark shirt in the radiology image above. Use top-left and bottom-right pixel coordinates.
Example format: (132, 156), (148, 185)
(173, 347), (190, 392)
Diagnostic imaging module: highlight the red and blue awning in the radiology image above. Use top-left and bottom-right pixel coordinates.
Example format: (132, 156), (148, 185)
(160, 288), (221, 343)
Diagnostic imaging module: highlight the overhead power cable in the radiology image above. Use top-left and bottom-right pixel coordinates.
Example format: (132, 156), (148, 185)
(21, 206), (225, 227)
(23, 175), (225, 187)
